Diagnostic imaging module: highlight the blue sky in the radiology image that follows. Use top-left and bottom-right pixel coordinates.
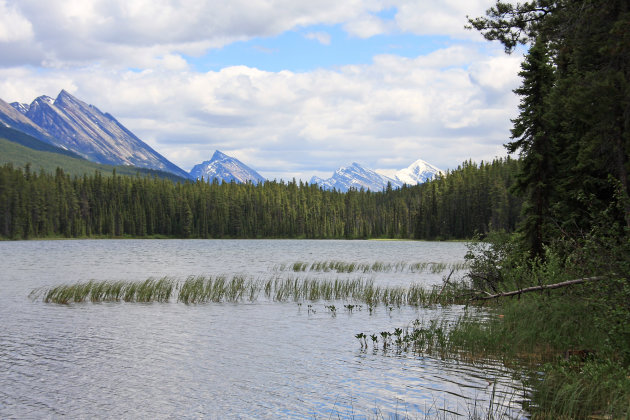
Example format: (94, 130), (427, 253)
(188, 26), (458, 73)
(0, 0), (523, 181)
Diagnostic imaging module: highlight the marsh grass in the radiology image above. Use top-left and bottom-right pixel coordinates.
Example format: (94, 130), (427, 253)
(31, 277), (177, 304)
(33, 274), (469, 306)
(363, 295), (630, 418)
(273, 260), (469, 275)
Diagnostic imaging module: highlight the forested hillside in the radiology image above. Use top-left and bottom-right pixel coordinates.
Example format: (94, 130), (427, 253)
(0, 157), (521, 240)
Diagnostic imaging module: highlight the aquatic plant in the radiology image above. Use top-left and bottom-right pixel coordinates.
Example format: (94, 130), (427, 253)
(33, 273), (471, 306)
(272, 260), (469, 275)
(32, 277), (177, 304)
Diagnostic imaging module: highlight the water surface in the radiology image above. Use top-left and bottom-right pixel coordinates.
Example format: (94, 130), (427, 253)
(0, 240), (526, 418)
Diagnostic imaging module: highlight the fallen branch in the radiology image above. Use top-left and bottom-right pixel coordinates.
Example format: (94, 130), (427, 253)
(473, 276), (606, 300)
(438, 269), (455, 297)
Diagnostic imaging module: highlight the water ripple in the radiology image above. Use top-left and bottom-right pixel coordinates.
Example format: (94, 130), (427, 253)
(0, 240), (528, 418)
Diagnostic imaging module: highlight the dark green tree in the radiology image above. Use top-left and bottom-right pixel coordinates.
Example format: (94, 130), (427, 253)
(507, 37), (555, 257)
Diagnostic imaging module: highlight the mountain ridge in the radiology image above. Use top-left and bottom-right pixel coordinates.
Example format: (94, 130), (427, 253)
(311, 159), (443, 192)
(0, 90), (190, 179)
(189, 150), (265, 184)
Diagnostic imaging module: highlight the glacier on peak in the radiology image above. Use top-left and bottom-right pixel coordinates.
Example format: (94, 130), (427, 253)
(189, 150), (265, 184)
(310, 162), (402, 192)
(312, 159), (443, 192)
(392, 158), (444, 185)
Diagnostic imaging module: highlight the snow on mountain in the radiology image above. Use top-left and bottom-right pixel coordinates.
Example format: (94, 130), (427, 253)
(13, 90), (190, 179)
(310, 162), (402, 192)
(189, 150), (265, 184)
(392, 158), (444, 185)
(0, 97), (56, 144)
(10, 102), (30, 115)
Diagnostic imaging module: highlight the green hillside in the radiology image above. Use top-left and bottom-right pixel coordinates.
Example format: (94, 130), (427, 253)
(0, 125), (83, 158)
(0, 130), (189, 182)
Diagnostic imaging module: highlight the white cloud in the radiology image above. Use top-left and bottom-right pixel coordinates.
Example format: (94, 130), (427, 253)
(305, 32), (331, 46)
(343, 14), (390, 38)
(1, 0), (498, 68)
(0, 44), (520, 181)
(394, 0), (493, 39)
(0, 0), (34, 42)
(0, 0), (521, 181)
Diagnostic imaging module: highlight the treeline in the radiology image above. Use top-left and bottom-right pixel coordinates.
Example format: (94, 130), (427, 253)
(0, 157), (522, 240)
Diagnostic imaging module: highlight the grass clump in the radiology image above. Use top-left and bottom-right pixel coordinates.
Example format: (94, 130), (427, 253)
(34, 277), (176, 304)
(34, 273), (469, 306)
(273, 260), (469, 275)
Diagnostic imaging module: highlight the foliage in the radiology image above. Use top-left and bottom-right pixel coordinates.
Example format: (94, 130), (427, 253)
(470, 0), (630, 257)
(530, 358), (630, 419)
(0, 157), (521, 240)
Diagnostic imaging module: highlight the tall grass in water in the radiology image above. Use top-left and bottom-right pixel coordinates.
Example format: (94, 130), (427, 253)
(34, 277), (176, 304)
(365, 295), (630, 419)
(177, 275), (257, 303)
(273, 260), (469, 274)
(34, 274), (468, 306)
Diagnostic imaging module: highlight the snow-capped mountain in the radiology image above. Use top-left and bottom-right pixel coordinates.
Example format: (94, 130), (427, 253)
(0, 97), (55, 144)
(312, 159), (443, 192)
(190, 150), (265, 184)
(310, 162), (402, 192)
(392, 158), (444, 185)
(0, 90), (190, 179)
(10, 101), (30, 114)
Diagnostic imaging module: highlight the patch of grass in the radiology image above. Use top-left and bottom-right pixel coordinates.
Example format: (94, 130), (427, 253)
(33, 274), (469, 306)
(363, 293), (630, 418)
(272, 260), (469, 275)
(31, 277), (176, 304)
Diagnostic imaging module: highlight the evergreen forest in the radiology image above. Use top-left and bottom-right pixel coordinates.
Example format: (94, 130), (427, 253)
(0, 157), (521, 240)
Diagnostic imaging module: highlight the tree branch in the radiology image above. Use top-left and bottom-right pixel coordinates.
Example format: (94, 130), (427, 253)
(473, 276), (606, 300)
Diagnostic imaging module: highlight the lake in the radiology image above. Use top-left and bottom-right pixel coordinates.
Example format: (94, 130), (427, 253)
(0, 239), (527, 418)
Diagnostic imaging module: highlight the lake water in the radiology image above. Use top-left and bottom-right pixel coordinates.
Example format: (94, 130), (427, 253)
(0, 239), (527, 418)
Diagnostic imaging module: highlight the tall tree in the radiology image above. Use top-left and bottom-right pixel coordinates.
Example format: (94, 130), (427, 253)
(507, 38), (555, 257)
(469, 0), (630, 254)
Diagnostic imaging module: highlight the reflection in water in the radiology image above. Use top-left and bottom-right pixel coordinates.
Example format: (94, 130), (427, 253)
(0, 240), (527, 418)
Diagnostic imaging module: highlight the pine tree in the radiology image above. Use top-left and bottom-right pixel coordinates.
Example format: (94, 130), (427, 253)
(507, 38), (555, 257)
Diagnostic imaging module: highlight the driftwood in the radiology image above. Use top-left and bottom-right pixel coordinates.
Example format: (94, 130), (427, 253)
(474, 276), (606, 300)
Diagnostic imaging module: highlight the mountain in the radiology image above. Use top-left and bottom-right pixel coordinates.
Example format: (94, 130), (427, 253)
(0, 129), (188, 182)
(0, 97), (56, 144)
(310, 162), (402, 192)
(189, 150), (265, 184)
(0, 125), (83, 159)
(0, 90), (190, 179)
(393, 158), (444, 185)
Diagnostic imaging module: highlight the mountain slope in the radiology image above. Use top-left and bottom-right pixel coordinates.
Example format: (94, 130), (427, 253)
(20, 90), (190, 178)
(0, 125), (83, 159)
(311, 162), (402, 192)
(0, 97), (56, 144)
(189, 150), (265, 184)
(0, 135), (188, 182)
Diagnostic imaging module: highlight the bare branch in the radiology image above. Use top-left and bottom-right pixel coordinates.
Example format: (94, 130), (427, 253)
(473, 276), (607, 300)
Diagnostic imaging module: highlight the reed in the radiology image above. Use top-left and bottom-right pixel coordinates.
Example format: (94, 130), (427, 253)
(34, 277), (176, 304)
(274, 259), (469, 274)
(34, 274), (470, 306)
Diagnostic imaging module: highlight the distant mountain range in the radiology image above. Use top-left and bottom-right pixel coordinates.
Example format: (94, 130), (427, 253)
(190, 150), (265, 184)
(310, 159), (443, 192)
(1, 90), (443, 188)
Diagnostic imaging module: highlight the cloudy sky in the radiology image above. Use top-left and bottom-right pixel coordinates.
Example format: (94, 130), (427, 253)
(0, 0), (523, 181)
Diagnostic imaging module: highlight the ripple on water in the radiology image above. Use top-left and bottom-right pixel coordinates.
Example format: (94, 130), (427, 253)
(0, 240), (528, 419)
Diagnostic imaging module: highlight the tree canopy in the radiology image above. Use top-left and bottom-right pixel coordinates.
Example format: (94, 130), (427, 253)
(470, 0), (630, 256)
